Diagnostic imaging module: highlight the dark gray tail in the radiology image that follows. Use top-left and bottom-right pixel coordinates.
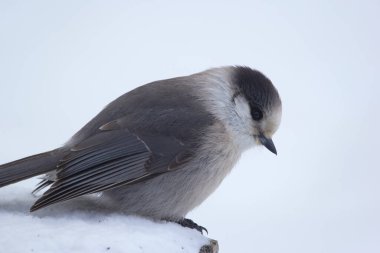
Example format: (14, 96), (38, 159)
(0, 148), (66, 188)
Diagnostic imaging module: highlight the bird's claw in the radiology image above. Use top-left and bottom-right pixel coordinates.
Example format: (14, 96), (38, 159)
(177, 218), (208, 234)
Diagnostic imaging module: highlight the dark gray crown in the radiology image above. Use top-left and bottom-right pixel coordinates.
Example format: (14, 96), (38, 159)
(232, 66), (281, 112)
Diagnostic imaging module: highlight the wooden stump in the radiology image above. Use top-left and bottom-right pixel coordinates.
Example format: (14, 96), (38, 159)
(199, 239), (219, 253)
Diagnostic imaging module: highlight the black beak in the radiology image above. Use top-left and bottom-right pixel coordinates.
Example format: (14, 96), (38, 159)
(258, 134), (277, 155)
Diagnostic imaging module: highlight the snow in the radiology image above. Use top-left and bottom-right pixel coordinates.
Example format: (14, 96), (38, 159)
(0, 178), (210, 253)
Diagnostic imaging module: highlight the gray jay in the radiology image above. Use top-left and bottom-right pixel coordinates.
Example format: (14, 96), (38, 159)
(0, 66), (282, 233)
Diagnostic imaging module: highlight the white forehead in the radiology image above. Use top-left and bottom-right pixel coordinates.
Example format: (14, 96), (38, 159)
(262, 103), (282, 137)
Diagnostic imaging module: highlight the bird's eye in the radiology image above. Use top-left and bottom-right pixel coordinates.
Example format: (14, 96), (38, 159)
(251, 108), (263, 121)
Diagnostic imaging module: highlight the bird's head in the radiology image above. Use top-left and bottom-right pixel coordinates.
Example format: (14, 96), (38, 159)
(231, 66), (282, 155)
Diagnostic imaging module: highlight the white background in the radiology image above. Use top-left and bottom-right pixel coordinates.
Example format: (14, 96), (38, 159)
(0, 0), (379, 252)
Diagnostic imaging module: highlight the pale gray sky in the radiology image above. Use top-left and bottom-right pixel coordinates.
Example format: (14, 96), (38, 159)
(0, 1), (379, 252)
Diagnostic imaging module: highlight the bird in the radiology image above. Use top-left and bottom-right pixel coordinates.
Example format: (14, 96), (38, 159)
(0, 66), (282, 233)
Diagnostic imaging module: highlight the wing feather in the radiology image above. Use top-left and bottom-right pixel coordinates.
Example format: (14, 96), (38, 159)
(31, 130), (151, 211)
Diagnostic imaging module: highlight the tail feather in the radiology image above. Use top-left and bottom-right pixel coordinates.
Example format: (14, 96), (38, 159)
(0, 148), (66, 188)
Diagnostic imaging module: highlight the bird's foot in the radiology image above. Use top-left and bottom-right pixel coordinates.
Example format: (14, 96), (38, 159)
(176, 218), (208, 234)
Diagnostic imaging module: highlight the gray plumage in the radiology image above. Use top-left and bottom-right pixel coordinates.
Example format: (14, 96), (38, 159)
(0, 66), (282, 221)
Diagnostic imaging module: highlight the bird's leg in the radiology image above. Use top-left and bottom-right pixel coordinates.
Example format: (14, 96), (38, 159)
(175, 218), (208, 234)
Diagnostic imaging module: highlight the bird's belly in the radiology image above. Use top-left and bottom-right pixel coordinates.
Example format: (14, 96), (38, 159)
(102, 144), (241, 220)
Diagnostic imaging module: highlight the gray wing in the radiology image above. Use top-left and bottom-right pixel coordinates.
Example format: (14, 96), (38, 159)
(31, 128), (193, 211)
(31, 117), (208, 212)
